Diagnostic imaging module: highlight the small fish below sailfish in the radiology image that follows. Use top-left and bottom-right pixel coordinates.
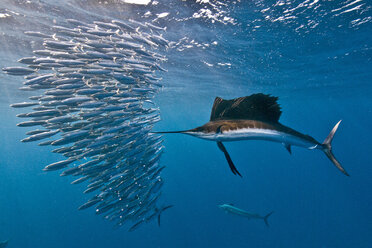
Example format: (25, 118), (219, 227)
(219, 203), (273, 227)
(154, 94), (349, 177)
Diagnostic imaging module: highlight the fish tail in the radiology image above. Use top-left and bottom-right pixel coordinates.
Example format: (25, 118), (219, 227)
(321, 120), (349, 176)
(263, 211), (273, 227)
(157, 205), (174, 227)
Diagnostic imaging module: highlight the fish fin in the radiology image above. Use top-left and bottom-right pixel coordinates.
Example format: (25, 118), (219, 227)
(210, 94), (282, 122)
(321, 120), (349, 176)
(217, 142), (242, 177)
(157, 205), (174, 227)
(283, 143), (292, 154)
(263, 211), (274, 227)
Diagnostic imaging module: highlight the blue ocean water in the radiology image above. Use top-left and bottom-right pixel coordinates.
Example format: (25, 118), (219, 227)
(0, 0), (371, 247)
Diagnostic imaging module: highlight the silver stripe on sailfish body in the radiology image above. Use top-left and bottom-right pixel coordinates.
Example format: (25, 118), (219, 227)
(154, 94), (349, 177)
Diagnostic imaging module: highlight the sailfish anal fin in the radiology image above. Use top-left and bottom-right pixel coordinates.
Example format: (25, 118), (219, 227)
(217, 141), (242, 177)
(283, 143), (292, 154)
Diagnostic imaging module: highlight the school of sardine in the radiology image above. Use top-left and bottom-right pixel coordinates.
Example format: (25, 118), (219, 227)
(3, 18), (171, 231)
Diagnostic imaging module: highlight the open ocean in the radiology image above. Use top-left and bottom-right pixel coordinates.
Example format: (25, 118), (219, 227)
(0, 0), (371, 247)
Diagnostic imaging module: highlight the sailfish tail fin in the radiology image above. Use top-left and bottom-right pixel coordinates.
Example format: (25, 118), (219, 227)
(321, 120), (349, 176)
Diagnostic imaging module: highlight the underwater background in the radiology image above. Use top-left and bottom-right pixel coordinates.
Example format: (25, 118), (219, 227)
(0, 0), (371, 247)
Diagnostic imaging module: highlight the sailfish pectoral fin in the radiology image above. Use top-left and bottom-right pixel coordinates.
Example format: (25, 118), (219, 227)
(216, 141), (242, 177)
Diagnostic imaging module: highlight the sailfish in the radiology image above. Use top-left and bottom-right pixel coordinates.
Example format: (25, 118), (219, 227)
(155, 94), (349, 177)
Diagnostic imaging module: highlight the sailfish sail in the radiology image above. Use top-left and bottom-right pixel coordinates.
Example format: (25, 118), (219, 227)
(210, 94), (282, 123)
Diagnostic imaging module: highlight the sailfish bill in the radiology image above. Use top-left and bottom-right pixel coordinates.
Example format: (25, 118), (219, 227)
(153, 94), (349, 176)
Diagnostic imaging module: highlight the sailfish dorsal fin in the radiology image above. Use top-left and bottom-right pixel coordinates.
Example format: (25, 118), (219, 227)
(210, 94), (282, 122)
